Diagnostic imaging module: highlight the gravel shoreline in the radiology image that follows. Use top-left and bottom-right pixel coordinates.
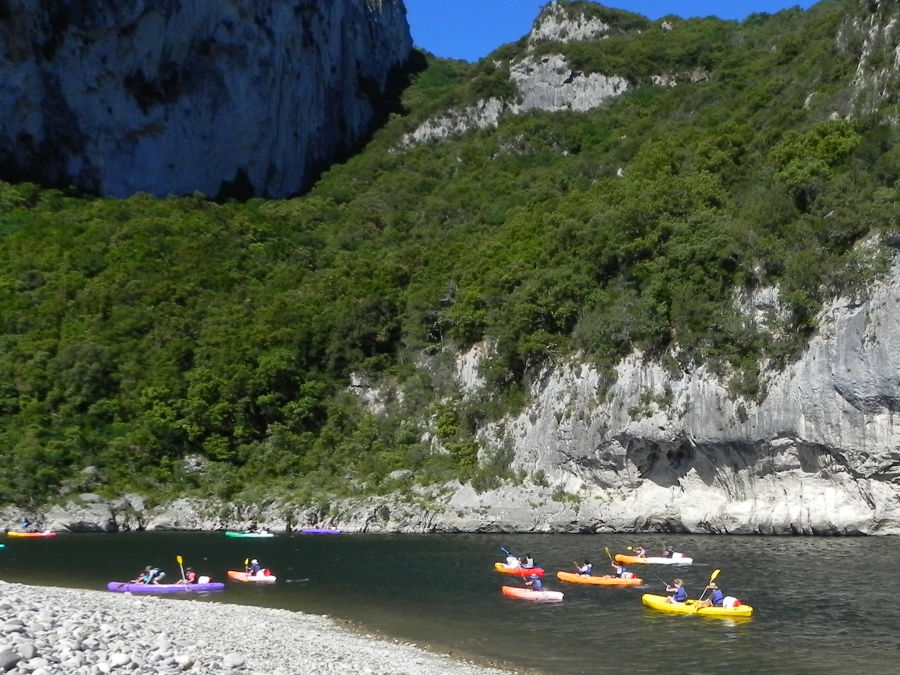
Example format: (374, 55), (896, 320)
(0, 581), (516, 674)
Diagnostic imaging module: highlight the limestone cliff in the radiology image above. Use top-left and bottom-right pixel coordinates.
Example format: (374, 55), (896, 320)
(0, 0), (412, 199)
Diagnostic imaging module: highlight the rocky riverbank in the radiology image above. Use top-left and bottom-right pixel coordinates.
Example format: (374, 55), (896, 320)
(0, 581), (514, 674)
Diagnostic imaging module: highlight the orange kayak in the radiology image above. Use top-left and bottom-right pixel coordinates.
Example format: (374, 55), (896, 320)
(494, 562), (545, 577)
(556, 570), (642, 586)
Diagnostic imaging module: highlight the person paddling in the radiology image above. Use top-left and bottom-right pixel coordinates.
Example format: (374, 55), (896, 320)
(576, 560), (593, 576)
(699, 582), (724, 607)
(525, 573), (543, 592)
(665, 578), (687, 603)
(609, 559), (630, 579)
(248, 558), (262, 576)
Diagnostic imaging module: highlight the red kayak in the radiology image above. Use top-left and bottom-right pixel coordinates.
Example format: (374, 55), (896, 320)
(494, 562), (545, 577)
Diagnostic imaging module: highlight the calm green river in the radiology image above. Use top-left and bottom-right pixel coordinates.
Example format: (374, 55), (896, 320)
(1, 532), (897, 673)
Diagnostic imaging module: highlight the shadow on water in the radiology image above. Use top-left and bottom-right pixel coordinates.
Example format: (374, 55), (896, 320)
(1, 531), (898, 674)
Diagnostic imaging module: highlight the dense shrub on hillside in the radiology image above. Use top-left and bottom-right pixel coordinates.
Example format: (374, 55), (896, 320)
(0, 0), (897, 505)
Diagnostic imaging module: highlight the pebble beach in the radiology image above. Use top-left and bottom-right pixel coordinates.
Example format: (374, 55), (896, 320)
(0, 581), (515, 674)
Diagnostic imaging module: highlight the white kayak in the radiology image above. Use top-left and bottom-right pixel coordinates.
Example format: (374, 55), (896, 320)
(615, 554), (693, 565)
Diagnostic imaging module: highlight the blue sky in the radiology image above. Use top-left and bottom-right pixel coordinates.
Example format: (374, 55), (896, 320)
(404, 0), (820, 62)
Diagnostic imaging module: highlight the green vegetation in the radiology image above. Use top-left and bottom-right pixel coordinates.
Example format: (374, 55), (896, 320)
(0, 0), (898, 508)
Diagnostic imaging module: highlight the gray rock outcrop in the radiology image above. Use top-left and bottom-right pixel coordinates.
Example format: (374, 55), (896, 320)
(0, 0), (412, 198)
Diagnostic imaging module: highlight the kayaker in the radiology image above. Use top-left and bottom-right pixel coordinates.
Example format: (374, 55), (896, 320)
(133, 566), (165, 584)
(177, 567), (197, 585)
(249, 559), (262, 576)
(577, 560), (593, 576)
(665, 578), (687, 603)
(610, 560), (630, 578)
(504, 554), (520, 569)
(630, 545), (647, 558)
(525, 573), (543, 591)
(520, 553), (535, 569)
(662, 545), (675, 558)
(699, 582), (724, 608)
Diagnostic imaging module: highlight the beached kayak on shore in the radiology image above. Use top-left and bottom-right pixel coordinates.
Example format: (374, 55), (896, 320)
(501, 586), (564, 602)
(640, 594), (753, 617)
(107, 581), (225, 593)
(556, 571), (642, 586)
(494, 562), (545, 577)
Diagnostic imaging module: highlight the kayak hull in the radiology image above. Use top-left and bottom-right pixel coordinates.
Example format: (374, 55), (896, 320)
(641, 593), (753, 617)
(107, 582), (224, 593)
(494, 562), (545, 577)
(224, 531), (274, 538)
(227, 570), (277, 583)
(615, 554), (693, 565)
(301, 528), (341, 535)
(7, 531), (57, 538)
(556, 571), (642, 586)
(501, 586), (564, 602)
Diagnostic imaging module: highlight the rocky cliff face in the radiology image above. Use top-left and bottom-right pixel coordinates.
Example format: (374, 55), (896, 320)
(18, 257), (900, 536)
(0, 0), (412, 199)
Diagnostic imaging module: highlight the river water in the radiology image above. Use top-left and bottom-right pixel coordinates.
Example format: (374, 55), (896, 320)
(1, 532), (897, 674)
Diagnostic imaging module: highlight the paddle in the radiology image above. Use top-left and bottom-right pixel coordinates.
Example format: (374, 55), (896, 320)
(244, 557), (250, 573)
(604, 546), (613, 561)
(176, 554), (186, 585)
(499, 546), (512, 557)
(697, 568), (721, 602)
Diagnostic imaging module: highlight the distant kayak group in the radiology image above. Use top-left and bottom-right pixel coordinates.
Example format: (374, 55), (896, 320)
(496, 544), (753, 617)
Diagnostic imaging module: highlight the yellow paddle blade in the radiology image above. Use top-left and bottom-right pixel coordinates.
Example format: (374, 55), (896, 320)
(176, 555), (183, 564)
(709, 569), (721, 583)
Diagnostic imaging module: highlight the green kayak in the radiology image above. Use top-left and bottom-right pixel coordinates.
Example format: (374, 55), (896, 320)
(224, 531), (275, 538)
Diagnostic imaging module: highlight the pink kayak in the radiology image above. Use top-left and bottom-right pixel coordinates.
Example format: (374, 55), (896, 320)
(501, 585), (564, 602)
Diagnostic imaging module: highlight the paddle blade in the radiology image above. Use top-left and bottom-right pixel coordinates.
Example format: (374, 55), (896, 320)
(604, 546), (612, 561)
(176, 555), (183, 564)
(709, 569), (721, 583)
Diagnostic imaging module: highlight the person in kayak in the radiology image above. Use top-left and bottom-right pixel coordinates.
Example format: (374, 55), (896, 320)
(577, 560), (593, 576)
(132, 566), (166, 584)
(177, 567), (197, 585)
(629, 545), (647, 558)
(248, 559), (262, 576)
(520, 553), (535, 569)
(504, 553), (520, 569)
(665, 578), (687, 603)
(662, 545), (675, 558)
(699, 582), (725, 608)
(610, 560), (630, 578)
(525, 573), (543, 591)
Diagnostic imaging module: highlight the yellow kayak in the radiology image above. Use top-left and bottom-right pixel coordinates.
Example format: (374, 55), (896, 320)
(641, 593), (753, 617)
(556, 571), (642, 586)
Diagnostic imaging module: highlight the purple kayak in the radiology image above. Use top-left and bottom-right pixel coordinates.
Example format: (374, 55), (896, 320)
(300, 528), (342, 535)
(107, 581), (225, 593)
